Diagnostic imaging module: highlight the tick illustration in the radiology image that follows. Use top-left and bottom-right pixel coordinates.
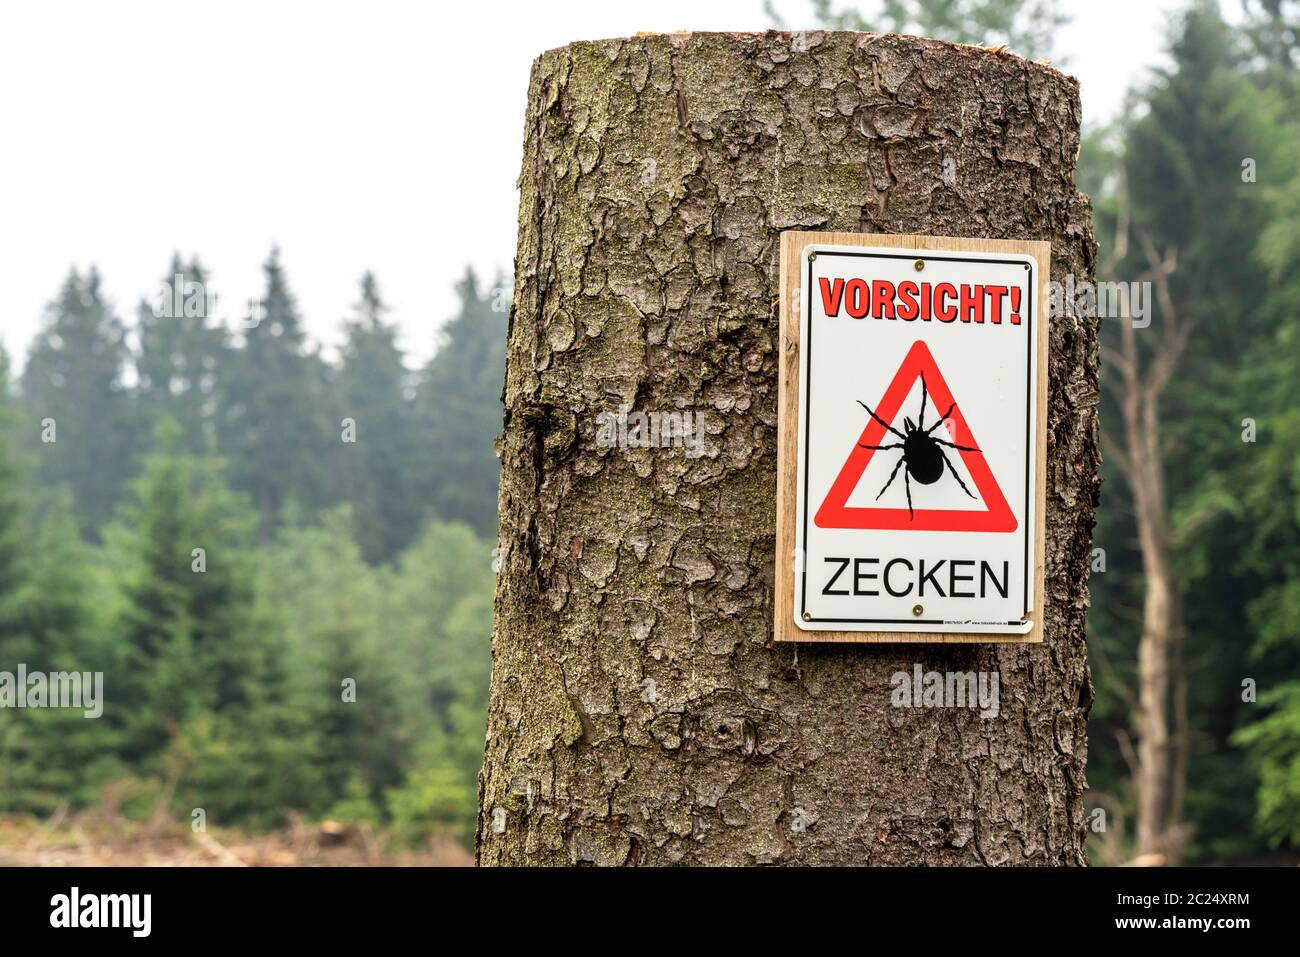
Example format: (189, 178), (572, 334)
(856, 373), (978, 520)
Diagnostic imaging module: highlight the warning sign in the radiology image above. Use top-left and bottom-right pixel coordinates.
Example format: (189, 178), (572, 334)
(774, 232), (1049, 643)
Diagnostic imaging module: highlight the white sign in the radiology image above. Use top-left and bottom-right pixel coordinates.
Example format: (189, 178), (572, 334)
(788, 238), (1046, 637)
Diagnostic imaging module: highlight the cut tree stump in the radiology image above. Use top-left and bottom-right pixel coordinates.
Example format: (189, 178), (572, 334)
(478, 30), (1098, 866)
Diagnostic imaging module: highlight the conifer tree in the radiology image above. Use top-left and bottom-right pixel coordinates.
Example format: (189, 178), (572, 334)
(415, 269), (507, 537)
(257, 507), (407, 807)
(136, 254), (230, 455)
(22, 268), (138, 537)
(335, 273), (419, 562)
(219, 248), (333, 539)
(107, 420), (265, 762)
(0, 394), (109, 812)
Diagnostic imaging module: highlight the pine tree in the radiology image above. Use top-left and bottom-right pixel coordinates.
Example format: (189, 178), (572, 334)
(89, 419), (325, 826)
(0, 350), (24, 642)
(107, 420), (266, 762)
(383, 519), (495, 844)
(0, 388), (111, 812)
(1242, 0), (1300, 96)
(136, 254), (230, 455)
(414, 269), (507, 537)
(22, 267), (138, 537)
(218, 248), (333, 539)
(1222, 97), (1300, 852)
(257, 506), (407, 807)
(335, 273), (420, 562)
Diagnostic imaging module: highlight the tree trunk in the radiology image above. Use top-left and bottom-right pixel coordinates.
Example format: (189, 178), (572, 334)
(1100, 220), (1187, 864)
(1127, 347), (1174, 861)
(478, 30), (1099, 866)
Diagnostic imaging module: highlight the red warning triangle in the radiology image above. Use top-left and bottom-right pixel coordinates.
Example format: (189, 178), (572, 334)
(814, 340), (1017, 532)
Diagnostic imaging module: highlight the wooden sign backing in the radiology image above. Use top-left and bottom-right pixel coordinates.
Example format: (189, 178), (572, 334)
(774, 231), (1050, 644)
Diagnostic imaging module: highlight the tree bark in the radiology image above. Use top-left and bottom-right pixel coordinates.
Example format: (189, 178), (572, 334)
(478, 30), (1098, 866)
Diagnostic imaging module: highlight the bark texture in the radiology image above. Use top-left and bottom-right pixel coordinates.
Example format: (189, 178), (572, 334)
(478, 30), (1098, 866)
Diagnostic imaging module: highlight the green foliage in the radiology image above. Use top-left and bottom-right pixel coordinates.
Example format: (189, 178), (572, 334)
(1222, 68), (1300, 847)
(219, 248), (335, 538)
(256, 507), (408, 805)
(136, 255), (230, 456)
(1241, 0), (1300, 92)
(0, 484), (119, 812)
(21, 268), (138, 537)
(382, 520), (494, 845)
(73, 422), (315, 826)
(328, 773), (383, 828)
(334, 273), (421, 562)
(1085, 2), (1300, 861)
(414, 270), (508, 538)
(104, 421), (265, 759)
(247, 507), (494, 840)
(1, 249), (505, 846)
(168, 702), (325, 831)
(1233, 684), (1300, 847)
(386, 747), (479, 847)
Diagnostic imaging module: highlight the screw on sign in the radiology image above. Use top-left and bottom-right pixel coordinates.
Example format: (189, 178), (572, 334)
(775, 232), (1050, 643)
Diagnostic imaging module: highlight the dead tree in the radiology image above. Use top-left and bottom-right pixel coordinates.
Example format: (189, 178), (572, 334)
(1099, 180), (1194, 865)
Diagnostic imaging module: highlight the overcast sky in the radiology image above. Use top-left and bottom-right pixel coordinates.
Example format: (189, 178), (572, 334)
(0, 0), (1186, 370)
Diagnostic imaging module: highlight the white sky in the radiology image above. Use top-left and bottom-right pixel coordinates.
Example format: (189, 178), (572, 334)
(0, 0), (1184, 370)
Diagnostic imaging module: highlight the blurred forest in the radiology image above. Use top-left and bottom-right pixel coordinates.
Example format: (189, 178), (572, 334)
(0, 254), (505, 855)
(1, 0), (1299, 865)
(1078, 0), (1300, 865)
